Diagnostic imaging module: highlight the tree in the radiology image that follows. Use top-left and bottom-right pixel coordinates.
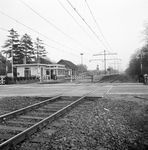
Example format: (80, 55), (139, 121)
(126, 20), (148, 76)
(126, 46), (148, 76)
(142, 21), (148, 44)
(0, 53), (6, 75)
(2, 28), (21, 64)
(77, 64), (88, 74)
(20, 33), (34, 64)
(40, 56), (52, 64)
(0, 52), (11, 75)
(34, 37), (47, 63)
(126, 49), (142, 75)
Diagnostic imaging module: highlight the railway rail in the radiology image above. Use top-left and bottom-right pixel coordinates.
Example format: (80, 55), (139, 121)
(0, 89), (100, 150)
(0, 76), (117, 150)
(98, 74), (119, 83)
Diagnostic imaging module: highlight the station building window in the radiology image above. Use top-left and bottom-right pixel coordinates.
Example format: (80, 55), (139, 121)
(58, 69), (65, 75)
(46, 70), (50, 75)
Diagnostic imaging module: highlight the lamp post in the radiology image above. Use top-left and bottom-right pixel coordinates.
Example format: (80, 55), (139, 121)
(80, 53), (84, 65)
(80, 53), (84, 73)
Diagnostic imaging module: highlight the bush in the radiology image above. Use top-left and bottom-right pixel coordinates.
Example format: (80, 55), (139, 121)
(4, 76), (39, 84)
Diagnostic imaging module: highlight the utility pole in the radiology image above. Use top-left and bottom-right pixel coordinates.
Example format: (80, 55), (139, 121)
(37, 38), (39, 64)
(36, 38), (40, 74)
(5, 52), (8, 77)
(92, 50), (117, 75)
(11, 38), (14, 78)
(104, 50), (106, 75)
(140, 50), (143, 75)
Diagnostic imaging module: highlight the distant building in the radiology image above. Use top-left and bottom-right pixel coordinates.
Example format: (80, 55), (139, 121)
(57, 59), (78, 76)
(13, 63), (65, 80)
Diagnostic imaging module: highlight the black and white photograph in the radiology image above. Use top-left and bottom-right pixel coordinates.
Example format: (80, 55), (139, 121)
(0, 0), (148, 149)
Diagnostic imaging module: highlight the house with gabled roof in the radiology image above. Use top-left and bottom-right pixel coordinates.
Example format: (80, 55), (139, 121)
(57, 59), (78, 76)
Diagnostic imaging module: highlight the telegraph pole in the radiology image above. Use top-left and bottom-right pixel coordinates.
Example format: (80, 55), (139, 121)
(140, 50), (143, 75)
(5, 52), (8, 77)
(11, 38), (14, 78)
(104, 50), (106, 75)
(92, 50), (117, 75)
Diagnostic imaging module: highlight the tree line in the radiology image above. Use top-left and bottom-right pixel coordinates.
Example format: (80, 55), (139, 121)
(126, 21), (148, 76)
(0, 28), (90, 76)
(0, 28), (52, 75)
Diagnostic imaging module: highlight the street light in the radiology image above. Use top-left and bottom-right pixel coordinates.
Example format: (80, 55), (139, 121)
(80, 53), (84, 73)
(80, 53), (84, 65)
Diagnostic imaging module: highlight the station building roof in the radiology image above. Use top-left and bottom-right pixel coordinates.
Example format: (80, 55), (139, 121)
(57, 59), (77, 69)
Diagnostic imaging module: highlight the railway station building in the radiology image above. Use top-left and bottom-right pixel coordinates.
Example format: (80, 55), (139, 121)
(13, 63), (66, 80)
(57, 59), (78, 76)
(13, 59), (77, 81)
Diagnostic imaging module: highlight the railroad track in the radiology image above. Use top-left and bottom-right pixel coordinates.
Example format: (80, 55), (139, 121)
(98, 74), (119, 83)
(0, 87), (100, 150)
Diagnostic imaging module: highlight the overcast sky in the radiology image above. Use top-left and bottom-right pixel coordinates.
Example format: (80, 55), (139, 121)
(0, 0), (148, 71)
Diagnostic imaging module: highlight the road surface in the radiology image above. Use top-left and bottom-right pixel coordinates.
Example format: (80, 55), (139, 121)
(0, 82), (148, 98)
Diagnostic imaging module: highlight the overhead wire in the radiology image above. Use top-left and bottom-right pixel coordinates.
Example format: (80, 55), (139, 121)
(57, 0), (103, 51)
(85, 0), (113, 53)
(19, 0), (94, 53)
(85, 0), (122, 63)
(44, 43), (91, 62)
(0, 26), (79, 58)
(0, 11), (95, 57)
(67, 0), (109, 51)
(0, 27), (8, 32)
(0, 26), (92, 62)
(67, 0), (121, 65)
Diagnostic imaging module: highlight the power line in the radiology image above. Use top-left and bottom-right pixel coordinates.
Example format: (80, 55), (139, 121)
(57, 0), (103, 51)
(45, 43), (80, 59)
(84, 0), (122, 63)
(19, 0), (93, 53)
(85, 0), (113, 53)
(0, 27), (8, 32)
(0, 26), (93, 63)
(67, 0), (108, 51)
(44, 43), (94, 62)
(90, 50), (117, 75)
(0, 11), (93, 56)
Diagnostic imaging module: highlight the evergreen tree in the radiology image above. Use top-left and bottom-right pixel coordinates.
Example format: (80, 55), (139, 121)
(2, 28), (21, 64)
(0, 53), (11, 75)
(0, 53), (6, 75)
(34, 37), (47, 63)
(40, 57), (52, 64)
(20, 33), (34, 63)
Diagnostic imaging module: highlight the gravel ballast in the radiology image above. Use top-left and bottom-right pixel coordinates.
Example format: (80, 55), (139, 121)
(0, 96), (50, 115)
(44, 95), (148, 150)
(0, 95), (148, 149)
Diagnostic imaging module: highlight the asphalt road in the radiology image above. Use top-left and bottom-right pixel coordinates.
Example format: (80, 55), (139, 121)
(0, 82), (148, 98)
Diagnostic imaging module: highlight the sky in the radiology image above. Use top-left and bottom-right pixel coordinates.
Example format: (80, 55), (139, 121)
(0, 0), (148, 71)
